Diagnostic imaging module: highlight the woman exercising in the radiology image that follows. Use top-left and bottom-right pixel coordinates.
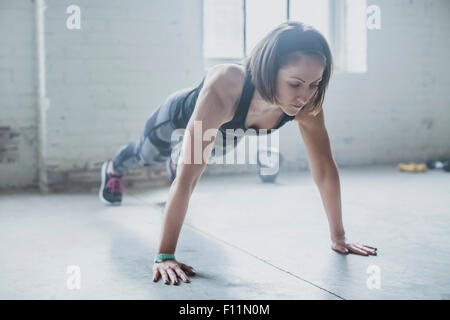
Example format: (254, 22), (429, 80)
(99, 22), (377, 285)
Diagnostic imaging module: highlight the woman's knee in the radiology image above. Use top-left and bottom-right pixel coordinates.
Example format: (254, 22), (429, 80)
(138, 134), (171, 166)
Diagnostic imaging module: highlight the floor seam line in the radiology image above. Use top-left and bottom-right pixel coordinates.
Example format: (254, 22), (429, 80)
(185, 223), (345, 300)
(128, 192), (345, 300)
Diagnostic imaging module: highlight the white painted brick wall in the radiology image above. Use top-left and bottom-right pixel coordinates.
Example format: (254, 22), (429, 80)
(279, 0), (450, 171)
(1, 0), (449, 190)
(0, 0), (37, 189)
(44, 0), (204, 189)
(44, 0), (202, 180)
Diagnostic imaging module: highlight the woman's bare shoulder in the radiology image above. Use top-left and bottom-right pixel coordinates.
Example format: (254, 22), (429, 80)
(202, 64), (246, 119)
(204, 63), (246, 88)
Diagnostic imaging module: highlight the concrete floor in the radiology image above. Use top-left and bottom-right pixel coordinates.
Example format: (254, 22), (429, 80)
(0, 165), (449, 300)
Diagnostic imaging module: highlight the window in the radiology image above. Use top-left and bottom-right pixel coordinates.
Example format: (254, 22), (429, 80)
(343, 0), (367, 73)
(203, 0), (244, 61)
(246, 0), (287, 56)
(289, 0), (330, 43)
(203, 0), (367, 73)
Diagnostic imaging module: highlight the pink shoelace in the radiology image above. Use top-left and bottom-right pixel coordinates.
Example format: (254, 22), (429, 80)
(106, 175), (123, 194)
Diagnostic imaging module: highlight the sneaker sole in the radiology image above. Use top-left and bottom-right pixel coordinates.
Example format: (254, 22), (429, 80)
(99, 160), (121, 206)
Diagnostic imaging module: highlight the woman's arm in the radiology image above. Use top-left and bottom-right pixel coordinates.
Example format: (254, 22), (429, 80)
(153, 67), (239, 284)
(296, 109), (377, 256)
(156, 89), (227, 254)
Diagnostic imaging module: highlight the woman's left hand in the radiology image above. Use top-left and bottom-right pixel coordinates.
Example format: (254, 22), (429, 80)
(331, 237), (377, 256)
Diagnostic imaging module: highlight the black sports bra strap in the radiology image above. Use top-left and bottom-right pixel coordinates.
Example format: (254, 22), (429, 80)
(233, 69), (254, 124)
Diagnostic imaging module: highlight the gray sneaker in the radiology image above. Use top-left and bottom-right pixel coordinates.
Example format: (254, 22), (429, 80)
(99, 160), (123, 205)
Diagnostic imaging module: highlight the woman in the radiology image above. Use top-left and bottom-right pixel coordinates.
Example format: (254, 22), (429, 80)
(99, 22), (377, 285)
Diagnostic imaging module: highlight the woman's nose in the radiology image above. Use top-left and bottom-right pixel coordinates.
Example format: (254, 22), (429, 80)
(296, 90), (307, 104)
(297, 87), (312, 104)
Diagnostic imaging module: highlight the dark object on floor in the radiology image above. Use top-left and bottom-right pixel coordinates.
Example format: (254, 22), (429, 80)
(426, 160), (450, 171)
(443, 161), (450, 172)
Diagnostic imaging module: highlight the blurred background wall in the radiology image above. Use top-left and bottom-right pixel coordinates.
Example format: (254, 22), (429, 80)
(0, 0), (449, 191)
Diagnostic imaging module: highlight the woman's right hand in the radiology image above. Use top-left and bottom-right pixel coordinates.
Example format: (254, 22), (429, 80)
(152, 259), (196, 285)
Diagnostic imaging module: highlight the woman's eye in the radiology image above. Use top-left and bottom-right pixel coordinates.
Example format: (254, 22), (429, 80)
(290, 84), (320, 88)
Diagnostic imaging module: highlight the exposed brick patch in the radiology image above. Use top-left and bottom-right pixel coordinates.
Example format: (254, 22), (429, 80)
(46, 163), (171, 193)
(0, 127), (20, 163)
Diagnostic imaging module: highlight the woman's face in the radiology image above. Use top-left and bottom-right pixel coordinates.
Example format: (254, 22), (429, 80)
(275, 54), (325, 116)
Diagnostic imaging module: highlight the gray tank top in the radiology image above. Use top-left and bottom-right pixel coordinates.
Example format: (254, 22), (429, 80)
(171, 66), (296, 135)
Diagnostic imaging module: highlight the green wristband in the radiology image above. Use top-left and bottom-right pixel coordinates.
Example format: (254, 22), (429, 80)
(154, 253), (175, 263)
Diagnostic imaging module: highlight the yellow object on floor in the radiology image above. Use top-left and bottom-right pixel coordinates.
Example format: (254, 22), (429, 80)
(397, 162), (427, 172)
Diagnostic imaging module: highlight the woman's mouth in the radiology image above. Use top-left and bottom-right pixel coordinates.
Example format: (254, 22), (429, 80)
(292, 104), (304, 109)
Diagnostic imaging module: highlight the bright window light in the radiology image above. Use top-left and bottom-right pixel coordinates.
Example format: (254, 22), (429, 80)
(246, 0), (287, 55)
(202, 0), (367, 73)
(289, 0), (330, 43)
(203, 0), (244, 59)
(345, 0), (367, 73)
